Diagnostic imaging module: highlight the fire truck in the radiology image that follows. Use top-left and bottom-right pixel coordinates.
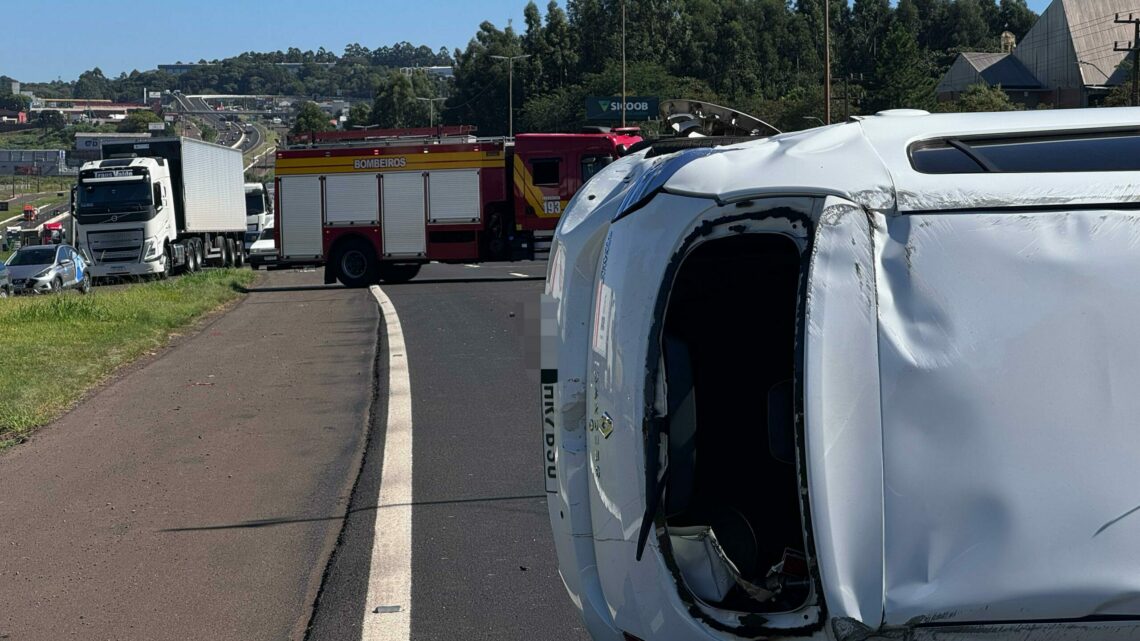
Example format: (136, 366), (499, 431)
(274, 125), (642, 286)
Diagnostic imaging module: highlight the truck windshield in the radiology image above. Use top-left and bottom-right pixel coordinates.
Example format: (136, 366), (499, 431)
(77, 181), (152, 214)
(245, 192), (266, 215)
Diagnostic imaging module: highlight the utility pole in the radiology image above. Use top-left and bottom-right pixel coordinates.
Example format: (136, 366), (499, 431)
(622, 0), (627, 127)
(490, 54), (531, 137)
(842, 73), (864, 121)
(1115, 13), (1140, 107)
(415, 97), (445, 128)
(824, 0), (832, 124)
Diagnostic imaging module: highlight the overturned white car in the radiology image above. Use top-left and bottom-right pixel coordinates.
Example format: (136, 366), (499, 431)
(542, 108), (1140, 640)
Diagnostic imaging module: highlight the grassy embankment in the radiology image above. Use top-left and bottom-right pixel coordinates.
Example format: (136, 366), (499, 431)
(0, 269), (256, 448)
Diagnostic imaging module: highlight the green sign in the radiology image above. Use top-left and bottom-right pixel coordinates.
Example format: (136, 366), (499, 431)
(586, 96), (659, 121)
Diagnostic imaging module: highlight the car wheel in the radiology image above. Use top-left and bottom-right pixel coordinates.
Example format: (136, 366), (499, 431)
(52, 276), (62, 293)
(79, 274), (92, 294)
(0, 285), (7, 299)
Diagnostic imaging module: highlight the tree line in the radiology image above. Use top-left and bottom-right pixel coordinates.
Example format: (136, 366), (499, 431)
(7, 0), (1043, 137)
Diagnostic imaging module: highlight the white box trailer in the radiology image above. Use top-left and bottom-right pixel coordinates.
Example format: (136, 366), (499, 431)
(75, 137), (248, 278)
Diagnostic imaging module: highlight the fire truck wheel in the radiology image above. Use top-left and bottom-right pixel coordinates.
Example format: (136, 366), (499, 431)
(484, 210), (507, 261)
(334, 238), (378, 288)
(378, 263), (421, 284)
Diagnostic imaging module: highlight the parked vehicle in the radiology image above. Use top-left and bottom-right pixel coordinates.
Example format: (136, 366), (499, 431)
(244, 182), (271, 251)
(0, 260), (10, 298)
(6, 244), (90, 294)
(544, 107), (1140, 641)
(73, 137), (246, 280)
(247, 225), (276, 270)
(275, 125), (642, 286)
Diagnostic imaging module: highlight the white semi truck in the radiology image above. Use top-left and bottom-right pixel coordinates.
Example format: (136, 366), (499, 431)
(243, 182), (271, 251)
(74, 137), (246, 278)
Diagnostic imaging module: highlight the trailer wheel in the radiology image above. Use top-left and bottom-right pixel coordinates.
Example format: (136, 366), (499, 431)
(234, 239), (246, 268)
(378, 263), (421, 284)
(222, 238), (235, 268)
(194, 239), (206, 271)
(334, 238), (377, 288)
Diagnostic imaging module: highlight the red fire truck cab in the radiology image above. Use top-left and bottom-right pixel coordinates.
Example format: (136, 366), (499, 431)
(274, 125), (641, 286)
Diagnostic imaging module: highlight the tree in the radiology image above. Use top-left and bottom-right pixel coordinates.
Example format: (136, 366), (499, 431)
(871, 21), (936, 111)
(74, 68), (110, 99)
(291, 101), (332, 135)
(0, 93), (31, 112)
(371, 71), (428, 128)
(37, 110), (66, 130)
(200, 124), (218, 143)
(941, 83), (1020, 112)
(117, 109), (169, 134)
(345, 102), (373, 129)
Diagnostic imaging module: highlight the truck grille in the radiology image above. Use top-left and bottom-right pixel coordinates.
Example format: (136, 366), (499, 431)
(87, 228), (145, 264)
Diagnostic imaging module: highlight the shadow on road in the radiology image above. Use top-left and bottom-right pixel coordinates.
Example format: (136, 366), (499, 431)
(235, 283), (345, 293)
(381, 276), (545, 286)
(160, 493), (546, 532)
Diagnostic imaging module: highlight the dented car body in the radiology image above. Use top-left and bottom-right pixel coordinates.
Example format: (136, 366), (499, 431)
(541, 108), (1140, 640)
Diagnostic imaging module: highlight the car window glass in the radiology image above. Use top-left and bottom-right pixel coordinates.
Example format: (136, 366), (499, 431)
(911, 131), (1140, 174)
(532, 159), (560, 186)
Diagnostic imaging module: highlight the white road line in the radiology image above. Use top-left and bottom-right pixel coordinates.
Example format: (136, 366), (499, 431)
(464, 264), (481, 268)
(509, 272), (529, 278)
(363, 285), (413, 641)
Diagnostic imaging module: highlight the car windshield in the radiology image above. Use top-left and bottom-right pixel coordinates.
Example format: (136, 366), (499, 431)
(259, 227), (275, 241)
(78, 180), (152, 211)
(8, 247), (57, 266)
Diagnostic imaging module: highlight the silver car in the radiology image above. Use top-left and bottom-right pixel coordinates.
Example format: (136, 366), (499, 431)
(6, 244), (92, 294)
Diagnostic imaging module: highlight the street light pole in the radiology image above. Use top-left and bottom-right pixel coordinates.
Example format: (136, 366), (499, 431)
(415, 97), (445, 128)
(490, 54), (531, 138)
(622, 0), (627, 128)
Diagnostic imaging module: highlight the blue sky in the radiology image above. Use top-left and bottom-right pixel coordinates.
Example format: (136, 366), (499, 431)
(8, 0), (1053, 83)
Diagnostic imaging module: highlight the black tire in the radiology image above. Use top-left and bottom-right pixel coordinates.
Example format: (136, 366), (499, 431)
(483, 209), (508, 261)
(234, 239), (246, 268)
(185, 242), (197, 273)
(52, 276), (62, 294)
(334, 238), (378, 288)
(194, 239), (206, 271)
(377, 263), (421, 284)
(79, 274), (92, 294)
(222, 238), (234, 268)
(159, 245), (171, 280)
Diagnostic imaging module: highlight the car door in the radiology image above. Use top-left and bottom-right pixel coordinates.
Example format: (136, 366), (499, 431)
(57, 246), (75, 287)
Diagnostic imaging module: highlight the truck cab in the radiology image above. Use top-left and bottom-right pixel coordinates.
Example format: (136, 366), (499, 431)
(244, 182), (270, 251)
(512, 130), (641, 233)
(74, 157), (173, 278)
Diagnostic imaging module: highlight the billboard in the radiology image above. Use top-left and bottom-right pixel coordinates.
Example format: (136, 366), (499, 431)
(148, 122), (166, 131)
(586, 96), (659, 121)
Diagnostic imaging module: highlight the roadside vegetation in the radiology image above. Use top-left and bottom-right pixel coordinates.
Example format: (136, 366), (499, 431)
(0, 268), (256, 448)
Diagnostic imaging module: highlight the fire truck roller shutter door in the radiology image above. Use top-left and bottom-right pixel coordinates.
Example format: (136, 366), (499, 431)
(427, 169), (481, 224)
(381, 172), (427, 257)
(325, 173), (380, 225)
(279, 176), (324, 260)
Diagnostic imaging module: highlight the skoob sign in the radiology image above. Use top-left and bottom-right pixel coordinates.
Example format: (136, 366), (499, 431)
(586, 96), (659, 121)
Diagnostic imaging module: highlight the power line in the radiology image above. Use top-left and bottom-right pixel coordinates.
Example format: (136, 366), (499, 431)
(1114, 12), (1140, 105)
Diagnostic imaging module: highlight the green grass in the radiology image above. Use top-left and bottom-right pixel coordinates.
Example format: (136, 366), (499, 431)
(0, 268), (256, 447)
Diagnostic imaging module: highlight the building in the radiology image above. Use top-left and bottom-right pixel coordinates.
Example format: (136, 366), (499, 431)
(937, 0), (1132, 108)
(400, 66), (454, 79)
(72, 132), (153, 163)
(0, 149), (67, 176)
(157, 63), (210, 76)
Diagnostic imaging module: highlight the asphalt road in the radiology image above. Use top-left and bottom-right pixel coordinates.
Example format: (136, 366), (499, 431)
(0, 261), (584, 641)
(0, 269), (377, 640)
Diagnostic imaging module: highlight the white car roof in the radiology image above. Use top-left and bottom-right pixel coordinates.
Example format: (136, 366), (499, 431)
(663, 107), (1140, 214)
